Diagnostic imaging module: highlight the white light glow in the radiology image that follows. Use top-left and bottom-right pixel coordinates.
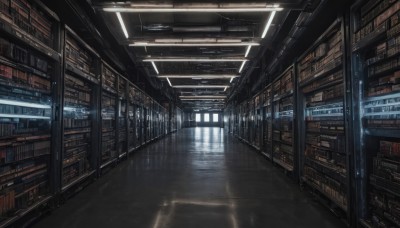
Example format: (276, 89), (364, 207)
(157, 74), (239, 79)
(0, 114), (50, 119)
(166, 77), (172, 87)
(151, 61), (159, 74)
(244, 45), (252, 57)
(104, 5), (283, 13)
(144, 58), (247, 62)
(179, 96), (227, 99)
(173, 85), (229, 89)
(129, 42), (259, 47)
(261, 10), (276, 38)
(230, 77), (234, 83)
(116, 12), (129, 38)
(181, 98), (226, 101)
(238, 61), (247, 73)
(0, 99), (51, 109)
(224, 86), (228, 92)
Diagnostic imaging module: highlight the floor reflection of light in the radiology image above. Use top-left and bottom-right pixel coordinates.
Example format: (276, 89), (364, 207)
(151, 198), (238, 228)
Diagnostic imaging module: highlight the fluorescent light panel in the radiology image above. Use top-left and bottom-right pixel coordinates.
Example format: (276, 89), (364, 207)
(224, 86), (228, 92)
(179, 96), (227, 99)
(166, 77), (172, 86)
(116, 12), (129, 38)
(144, 58), (247, 62)
(181, 99), (225, 101)
(244, 45), (252, 57)
(230, 77), (234, 83)
(129, 42), (259, 47)
(261, 10), (276, 38)
(238, 61), (247, 73)
(0, 98), (51, 109)
(151, 61), (159, 74)
(103, 4), (283, 13)
(173, 85), (229, 88)
(157, 74), (239, 79)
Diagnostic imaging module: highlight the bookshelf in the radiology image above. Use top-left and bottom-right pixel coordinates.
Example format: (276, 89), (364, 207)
(351, 0), (400, 226)
(262, 85), (272, 159)
(62, 26), (99, 190)
(271, 66), (296, 173)
(118, 76), (128, 158)
(254, 94), (261, 150)
(0, 0), (179, 225)
(128, 84), (136, 153)
(297, 19), (349, 218)
(0, 0), (59, 224)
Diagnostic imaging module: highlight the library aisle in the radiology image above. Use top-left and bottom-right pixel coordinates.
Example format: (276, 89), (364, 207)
(33, 128), (343, 228)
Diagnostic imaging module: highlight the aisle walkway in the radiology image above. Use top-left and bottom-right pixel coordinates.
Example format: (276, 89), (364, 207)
(34, 127), (344, 228)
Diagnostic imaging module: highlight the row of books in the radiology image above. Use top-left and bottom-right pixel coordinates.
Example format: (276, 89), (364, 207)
(302, 71), (342, 94)
(368, 139), (400, 226)
(304, 166), (347, 210)
(0, 38), (51, 74)
(102, 65), (117, 93)
(0, 140), (50, 164)
(0, 0), (54, 47)
(306, 83), (344, 105)
(0, 104), (51, 117)
(62, 158), (87, 186)
(353, 0), (399, 45)
(299, 28), (342, 84)
(0, 63), (51, 91)
(65, 35), (97, 79)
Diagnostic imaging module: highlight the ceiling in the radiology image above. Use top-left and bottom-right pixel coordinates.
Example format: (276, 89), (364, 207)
(89, 0), (311, 112)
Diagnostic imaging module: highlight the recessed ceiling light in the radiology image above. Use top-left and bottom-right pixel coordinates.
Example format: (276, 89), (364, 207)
(166, 77), (172, 86)
(173, 85), (229, 89)
(151, 61), (159, 74)
(157, 74), (239, 79)
(238, 61), (247, 73)
(143, 58), (247, 62)
(261, 10), (277, 38)
(103, 4), (283, 13)
(116, 12), (129, 38)
(129, 42), (260, 47)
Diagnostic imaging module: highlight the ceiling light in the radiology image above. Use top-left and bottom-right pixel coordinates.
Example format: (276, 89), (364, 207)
(154, 39), (182, 43)
(166, 77), (172, 87)
(238, 61), (247, 73)
(230, 77), (234, 83)
(151, 61), (159, 74)
(144, 58), (247, 62)
(224, 86), (228, 92)
(180, 96), (227, 99)
(181, 99), (226, 101)
(116, 12), (129, 38)
(244, 45), (252, 57)
(130, 42), (259, 47)
(103, 4), (283, 13)
(183, 38), (216, 43)
(157, 74), (239, 79)
(173, 85), (229, 89)
(261, 10), (276, 38)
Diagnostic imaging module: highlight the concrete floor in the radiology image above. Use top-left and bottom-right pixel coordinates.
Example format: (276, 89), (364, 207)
(33, 127), (345, 228)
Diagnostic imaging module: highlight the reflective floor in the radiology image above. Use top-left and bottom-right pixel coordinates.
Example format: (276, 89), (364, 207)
(33, 127), (344, 228)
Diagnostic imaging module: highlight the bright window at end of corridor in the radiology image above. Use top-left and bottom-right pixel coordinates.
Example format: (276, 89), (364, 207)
(204, 113), (210, 122)
(196, 113), (201, 122)
(213, 114), (219, 122)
